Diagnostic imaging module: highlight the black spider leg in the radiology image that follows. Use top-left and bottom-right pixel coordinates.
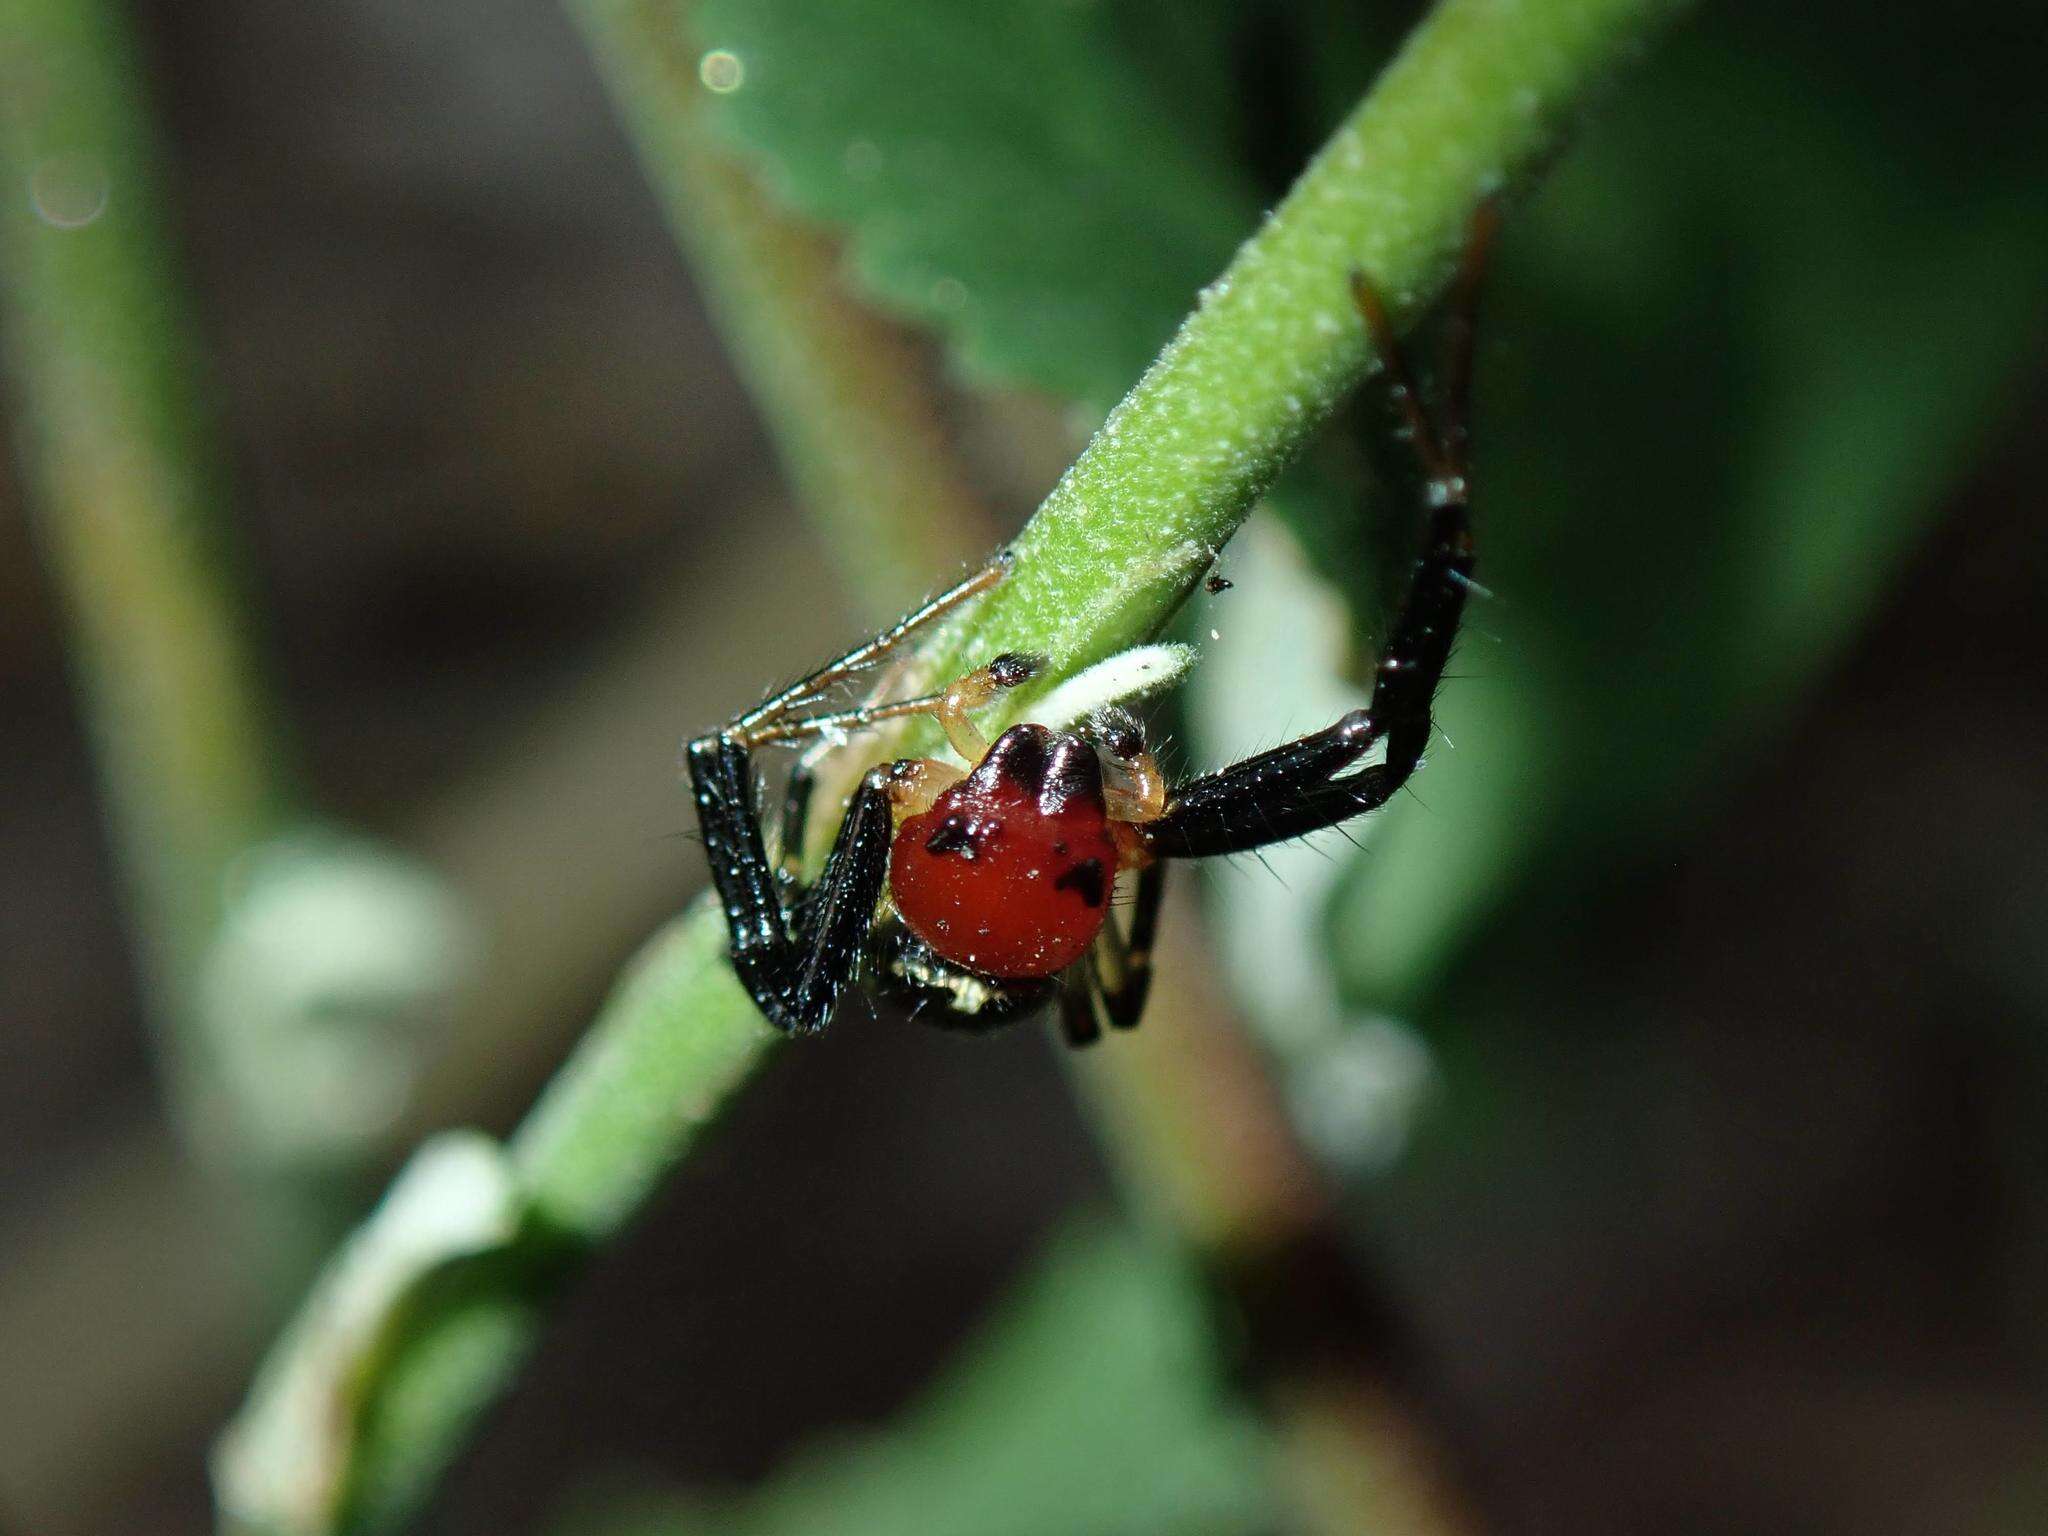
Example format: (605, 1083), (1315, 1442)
(774, 741), (835, 883)
(1056, 978), (1102, 1048)
(688, 736), (894, 1035)
(1046, 707), (1171, 1044)
(1091, 861), (1166, 1030)
(1053, 862), (1166, 1047)
(1140, 489), (1468, 856)
(1141, 212), (1494, 861)
(687, 553), (1015, 1034)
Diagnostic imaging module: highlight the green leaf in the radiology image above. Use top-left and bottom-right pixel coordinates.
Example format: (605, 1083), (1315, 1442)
(693, 0), (1260, 410)
(1321, 5), (2048, 1013)
(689, 0), (1427, 587)
(1169, 1), (2048, 1172)
(557, 1223), (1272, 1536)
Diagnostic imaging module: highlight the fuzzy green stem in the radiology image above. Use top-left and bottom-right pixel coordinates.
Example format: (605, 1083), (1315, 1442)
(914, 0), (1688, 717)
(217, 0), (1686, 1528)
(340, 907), (770, 1534)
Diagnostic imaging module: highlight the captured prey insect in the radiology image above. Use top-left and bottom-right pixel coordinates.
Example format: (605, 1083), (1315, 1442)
(688, 213), (1495, 1047)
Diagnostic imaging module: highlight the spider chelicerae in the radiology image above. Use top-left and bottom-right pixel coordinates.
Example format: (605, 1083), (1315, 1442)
(688, 213), (1493, 1047)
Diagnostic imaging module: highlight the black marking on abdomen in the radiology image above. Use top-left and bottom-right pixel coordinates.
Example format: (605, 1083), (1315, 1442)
(1054, 857), (1106, 908)
(969, 723), (1052, 797)
(1038, 735), (1107, 815)
(924, 815), (983, 860)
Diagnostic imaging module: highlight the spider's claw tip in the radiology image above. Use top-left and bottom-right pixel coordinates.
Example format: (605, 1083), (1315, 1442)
(1085, 704), (1144, 760)
(987, 651), (1045, 689)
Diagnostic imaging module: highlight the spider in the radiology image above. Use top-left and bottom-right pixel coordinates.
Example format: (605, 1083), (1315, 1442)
(688, 214), (1493, 1047)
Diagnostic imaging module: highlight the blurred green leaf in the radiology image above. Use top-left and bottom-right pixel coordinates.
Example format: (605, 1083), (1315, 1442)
(1320, 4), (2048, 1020)
(695, 0), (1259, 410)
(558, 1223), (1271, 1536)
(691, 0), (1449, 594)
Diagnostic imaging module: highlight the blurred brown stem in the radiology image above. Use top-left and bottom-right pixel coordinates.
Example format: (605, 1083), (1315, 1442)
(567, 0), (995, 615)
(0, 0), (473, 1289)
(0, 0), (295, 1032)
(1077, 903), (1483, 1534)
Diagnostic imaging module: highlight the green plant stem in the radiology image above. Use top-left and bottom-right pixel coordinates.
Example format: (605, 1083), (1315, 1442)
(0, 0), (296, 1016)
(1, 0), (472, 1282)
(342, 907), (768, 1530)
(568, 0), (992, 615)
(907, 0), (1689, 718)
(218, 1), (1687, 1529)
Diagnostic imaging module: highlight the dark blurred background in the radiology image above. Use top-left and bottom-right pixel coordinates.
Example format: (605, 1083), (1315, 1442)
(4, 2), (2048, 1534)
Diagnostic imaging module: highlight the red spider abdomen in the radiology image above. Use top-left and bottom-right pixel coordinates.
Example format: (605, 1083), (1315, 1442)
(889, 724), (1119, 978)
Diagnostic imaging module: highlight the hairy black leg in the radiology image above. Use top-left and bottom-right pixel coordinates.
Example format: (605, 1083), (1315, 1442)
(1374, 498), (1473, 782)
(1090, 861), (1165, 1030)
(688, 735), (783, 959)
(688, 735), (893, 1035)
(1141, 520), (1471, 859)
(1439, 198), (1500, 472)
(688, 553), (1019, 1034)
(775, 744), (830, 882)
(1054, 862), (1166, 1046)
(1057, 975), (1102, 1047)
(776, 771), (895, 1029)
(1139, 485), (1473, 862)
(1348, 217), (1488, 784)
(777, 764), (814, 880)
(1141, 216), (1492, 862)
